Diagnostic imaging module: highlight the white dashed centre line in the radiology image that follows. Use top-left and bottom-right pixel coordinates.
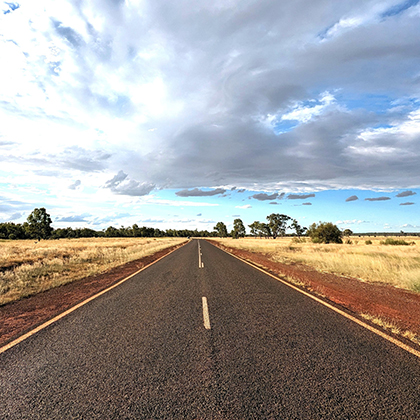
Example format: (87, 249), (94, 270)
(202, 297), (211, 330)
(198, 241), (204, 268)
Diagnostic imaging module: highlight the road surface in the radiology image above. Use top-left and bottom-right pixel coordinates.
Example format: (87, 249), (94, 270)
(1, 239), (420, 419)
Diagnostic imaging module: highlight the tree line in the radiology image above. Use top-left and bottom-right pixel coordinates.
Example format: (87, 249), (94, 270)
(0, 208), (219, 240)
(214, 214), (345, 244)
(214, 214), (308, 239)
(1, 208), (346, 244)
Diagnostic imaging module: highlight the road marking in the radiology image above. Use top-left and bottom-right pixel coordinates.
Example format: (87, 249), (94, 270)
(0, 242), (188, 355)
(217, 245), (420, 359)
(198, 240), (204, 268)
(202, 296), (211, 330)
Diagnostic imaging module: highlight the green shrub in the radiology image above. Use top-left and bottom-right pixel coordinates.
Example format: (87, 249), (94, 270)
(307, 222), (343, 244)
(365, 240), (373, 245)
(380, 238), (413, 246)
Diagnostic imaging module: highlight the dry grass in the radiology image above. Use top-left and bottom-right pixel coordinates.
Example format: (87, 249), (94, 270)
(0, 237), (186, 305)
(211, 237), (420, 292)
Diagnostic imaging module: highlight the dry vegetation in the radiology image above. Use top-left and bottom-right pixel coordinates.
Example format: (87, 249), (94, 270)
(211, 236), (420, 292)
(0, 237), (186, 305)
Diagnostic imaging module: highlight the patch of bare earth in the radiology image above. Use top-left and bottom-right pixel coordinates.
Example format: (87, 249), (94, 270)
(209, 240), (420, 350)
(0, 243), (184, 348)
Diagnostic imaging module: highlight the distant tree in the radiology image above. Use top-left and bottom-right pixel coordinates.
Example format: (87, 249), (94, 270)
(231, 218), (246, 239)
(0, 222), (28, 240)
(343, 229), (353, 237)
(51, 227), (75, 239)
(307, 222), (343, 244)
(260, 223), (272, 238)
(154, 228), (165, 237)
(104, 226), (119, 237)
(266, 213), (291, 239)
(214, 222), (228, 238)
(248, 221), (261, 237)
(291, 219), (307, 239)
(26, 208), (53, 240)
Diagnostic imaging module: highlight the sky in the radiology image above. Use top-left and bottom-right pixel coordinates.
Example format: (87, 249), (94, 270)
(1, 0), (420, 234)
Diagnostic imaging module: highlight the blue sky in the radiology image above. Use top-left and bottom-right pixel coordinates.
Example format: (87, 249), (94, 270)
(1, 0), (420, 233)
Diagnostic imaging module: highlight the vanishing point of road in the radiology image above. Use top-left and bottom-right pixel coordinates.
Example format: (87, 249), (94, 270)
(1, 239), (420, 419)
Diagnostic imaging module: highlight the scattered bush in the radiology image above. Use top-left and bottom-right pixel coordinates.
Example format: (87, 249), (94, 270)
(365, 240), (373, 245)
(380, 238), (415, 246)
(307, 222), (343, 244)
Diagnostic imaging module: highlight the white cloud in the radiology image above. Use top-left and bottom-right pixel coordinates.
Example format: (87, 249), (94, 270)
(235, 204), (252, 209)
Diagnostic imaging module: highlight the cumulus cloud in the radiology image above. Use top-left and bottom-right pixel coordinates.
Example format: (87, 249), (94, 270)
(105, 171), (155, 196)
(175, 188), (226, 197)
(346, 195), (359, 202)
(288, 194), (315, 200)
(396, 190), (416, 198)
(251, 193), (278, 201)
(365, 197), (391, 201)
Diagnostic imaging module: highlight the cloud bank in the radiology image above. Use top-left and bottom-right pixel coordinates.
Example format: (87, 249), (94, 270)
(1, 0), (420, 206)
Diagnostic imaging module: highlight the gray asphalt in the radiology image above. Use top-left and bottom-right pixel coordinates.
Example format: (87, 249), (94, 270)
(1, 239), (420, 419)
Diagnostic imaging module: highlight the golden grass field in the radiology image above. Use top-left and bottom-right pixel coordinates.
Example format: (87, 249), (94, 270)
(211, 236), (420, 292)
(0, 237), (186, 306)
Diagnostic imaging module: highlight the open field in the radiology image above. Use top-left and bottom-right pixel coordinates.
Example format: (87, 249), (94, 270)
(211, 236), (420, 292)
(0, 237), (187, 305)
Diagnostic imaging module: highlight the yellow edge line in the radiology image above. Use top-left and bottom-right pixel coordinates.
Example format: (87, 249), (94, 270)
(0, 241), (187, 355)
(218, 245), (420, 360)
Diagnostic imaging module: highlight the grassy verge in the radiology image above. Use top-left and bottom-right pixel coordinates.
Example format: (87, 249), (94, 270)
(211, 237), (420, 292)
(0, 237), (186, 305)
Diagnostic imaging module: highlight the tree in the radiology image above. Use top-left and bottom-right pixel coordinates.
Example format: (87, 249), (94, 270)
(307, 222), (343, 244)
(214, 222), (228, 238)
(231, 218), (246, 239)
(266, 213), (291, 239)
(26, 208), (53, 240)
(104, 226), (119, 237)
(249, 221), (261, 237)
(291, 219), (307, 239)
(343, 229), (353, 237)
(260, 223), (271, 238)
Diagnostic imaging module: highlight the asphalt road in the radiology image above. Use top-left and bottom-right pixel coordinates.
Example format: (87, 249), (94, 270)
(1, 239), (420, 419)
